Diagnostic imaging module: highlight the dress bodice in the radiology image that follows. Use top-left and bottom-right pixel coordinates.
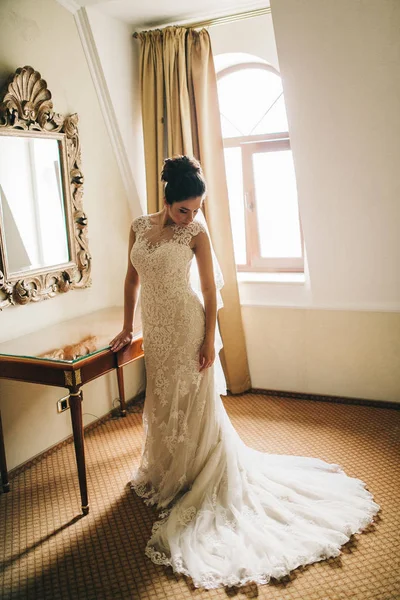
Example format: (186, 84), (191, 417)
(130, 215), (206, 304)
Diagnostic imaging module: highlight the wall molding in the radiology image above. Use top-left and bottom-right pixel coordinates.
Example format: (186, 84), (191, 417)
(56, 1), (139, 210)
(55, 0), (80, 14)
(75, 8), (139, 207)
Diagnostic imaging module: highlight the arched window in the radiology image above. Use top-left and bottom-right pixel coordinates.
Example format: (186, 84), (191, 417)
(216, 53), (304, 272)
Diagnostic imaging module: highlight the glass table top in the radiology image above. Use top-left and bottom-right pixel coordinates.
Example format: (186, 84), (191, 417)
(0, 306), (142, 364)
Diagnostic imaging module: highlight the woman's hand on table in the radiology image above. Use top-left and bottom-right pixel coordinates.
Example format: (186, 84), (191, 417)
(110, 329), (133, 352)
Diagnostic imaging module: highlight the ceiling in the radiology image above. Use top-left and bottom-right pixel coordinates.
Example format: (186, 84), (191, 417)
(74, 0), (269, 27)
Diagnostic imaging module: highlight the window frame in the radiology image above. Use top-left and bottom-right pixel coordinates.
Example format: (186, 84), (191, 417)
(218, 62), (304, 273)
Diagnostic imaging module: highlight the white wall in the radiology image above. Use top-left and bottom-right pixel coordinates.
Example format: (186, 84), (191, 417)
(85, 6), (147, 212)
(0, 0), (145, 470)
(210, 13), (279, 69)
(270, 0), (400, 312)
(210, 9), (400, 401)
(243, 306), (400, 402)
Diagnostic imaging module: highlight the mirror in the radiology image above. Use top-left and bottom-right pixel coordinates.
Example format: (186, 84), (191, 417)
(0, 66), (91, 309)
(0, 135), (70, 274)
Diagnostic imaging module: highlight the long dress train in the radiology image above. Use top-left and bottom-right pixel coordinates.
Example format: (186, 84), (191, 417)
(129, 215), (380, 590)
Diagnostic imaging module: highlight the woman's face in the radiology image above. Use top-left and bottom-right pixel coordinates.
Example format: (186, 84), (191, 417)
(166, 196), (203, 226)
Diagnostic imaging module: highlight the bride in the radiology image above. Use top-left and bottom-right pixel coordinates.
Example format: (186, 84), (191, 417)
(110, 155), (380, 590)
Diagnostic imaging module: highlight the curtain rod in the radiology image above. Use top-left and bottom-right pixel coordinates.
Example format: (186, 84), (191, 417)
(132, 6), (271, 37)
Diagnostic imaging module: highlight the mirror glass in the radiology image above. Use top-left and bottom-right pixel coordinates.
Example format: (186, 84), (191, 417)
(0, 135), (70, 275)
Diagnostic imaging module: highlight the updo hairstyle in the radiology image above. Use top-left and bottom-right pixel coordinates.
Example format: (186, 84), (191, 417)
(161, 156), (206, 205)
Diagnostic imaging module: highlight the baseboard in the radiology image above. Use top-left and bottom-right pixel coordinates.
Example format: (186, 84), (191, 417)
(8, 391), (145, 480)
(249, 387), (400, 410)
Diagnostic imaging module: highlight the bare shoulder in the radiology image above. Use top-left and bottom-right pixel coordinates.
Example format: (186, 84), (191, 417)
(191, 226), (210, 252)
(147, 211), (163, 225)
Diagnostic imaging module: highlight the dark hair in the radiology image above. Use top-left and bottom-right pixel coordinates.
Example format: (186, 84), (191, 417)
(161, 156), (206, 205)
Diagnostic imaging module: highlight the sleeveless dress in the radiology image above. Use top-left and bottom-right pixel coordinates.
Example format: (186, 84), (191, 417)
(129, 214), (380, 590)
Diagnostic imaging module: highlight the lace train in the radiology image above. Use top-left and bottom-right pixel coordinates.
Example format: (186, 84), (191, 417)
(132, 444), (379, 589)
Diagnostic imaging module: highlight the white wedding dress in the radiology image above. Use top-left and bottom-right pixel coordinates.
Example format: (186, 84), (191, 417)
(129, 215), (380, 590)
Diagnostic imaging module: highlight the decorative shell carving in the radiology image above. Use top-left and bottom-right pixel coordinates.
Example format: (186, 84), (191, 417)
(0, 66), (91, 309)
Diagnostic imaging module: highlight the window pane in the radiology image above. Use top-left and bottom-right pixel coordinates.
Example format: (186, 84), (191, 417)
(253, 150), (302, 258)
(217, 68), (287, 137)
(220, 113), (243, 138)
(224, 147), (246, 265)
(252, 95), (288, 135)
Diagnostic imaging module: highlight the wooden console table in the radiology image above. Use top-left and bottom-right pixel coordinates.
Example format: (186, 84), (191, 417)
(0, 307), (143, 515)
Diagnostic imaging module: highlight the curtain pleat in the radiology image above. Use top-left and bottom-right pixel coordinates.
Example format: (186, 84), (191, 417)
(138, 31), (165, 214)
(163, 27), (193, 157)
(137, 27), (251, 394)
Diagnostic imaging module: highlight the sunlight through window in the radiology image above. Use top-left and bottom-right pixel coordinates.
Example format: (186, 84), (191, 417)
(216, 55), (304, 273)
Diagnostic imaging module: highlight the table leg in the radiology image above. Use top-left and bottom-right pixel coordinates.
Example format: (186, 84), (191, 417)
(116, 365), (127, 417)
(0, 410), (10, 493)
(69, 390), (89, 515)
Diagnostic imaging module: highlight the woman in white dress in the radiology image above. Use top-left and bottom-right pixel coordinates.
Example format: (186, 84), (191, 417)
(111, 156), (380, 590)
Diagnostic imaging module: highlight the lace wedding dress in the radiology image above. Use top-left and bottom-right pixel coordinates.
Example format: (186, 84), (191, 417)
(129, 215), (380, 590)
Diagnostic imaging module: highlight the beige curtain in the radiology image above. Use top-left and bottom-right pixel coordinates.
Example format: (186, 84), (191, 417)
(137, 30), (165, 212)
(137, 27), (251, 394)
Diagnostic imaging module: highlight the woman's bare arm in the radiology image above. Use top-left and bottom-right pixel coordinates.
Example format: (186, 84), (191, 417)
(123, 228), (140, 330)
(193, 231), (217, 370)
(110, 227), (140, 352)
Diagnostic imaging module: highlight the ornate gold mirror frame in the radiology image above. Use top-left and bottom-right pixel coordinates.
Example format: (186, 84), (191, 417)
(0, 66), (91, 309)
